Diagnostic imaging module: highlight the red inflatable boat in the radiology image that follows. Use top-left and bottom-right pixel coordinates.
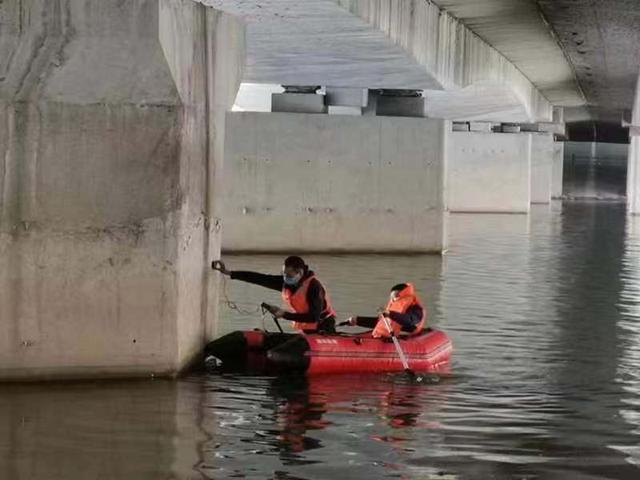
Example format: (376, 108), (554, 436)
(204, 328), (452, 375)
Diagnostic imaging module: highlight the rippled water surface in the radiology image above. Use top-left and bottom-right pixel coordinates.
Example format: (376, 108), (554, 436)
(3, 202), (640, 479)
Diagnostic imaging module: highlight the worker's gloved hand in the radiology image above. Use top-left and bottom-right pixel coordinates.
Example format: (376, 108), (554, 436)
(261, 302), (286, 319)
(337, 317), (357, 327)
(211, 260), (230, 275)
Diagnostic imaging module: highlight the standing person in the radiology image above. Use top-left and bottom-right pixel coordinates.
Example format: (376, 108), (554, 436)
(212, 256), (336, 334)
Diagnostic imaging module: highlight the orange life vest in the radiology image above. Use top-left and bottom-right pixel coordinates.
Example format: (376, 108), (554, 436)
(372, 283), (426, 338)
(282, 274), (336, 333)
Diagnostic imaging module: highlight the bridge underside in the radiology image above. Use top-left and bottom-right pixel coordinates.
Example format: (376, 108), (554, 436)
(201, 0), (572, 123)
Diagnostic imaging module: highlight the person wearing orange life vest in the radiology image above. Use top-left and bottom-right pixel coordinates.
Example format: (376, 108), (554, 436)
(212, 256), (336, 334)
(346, 283), (425, 338)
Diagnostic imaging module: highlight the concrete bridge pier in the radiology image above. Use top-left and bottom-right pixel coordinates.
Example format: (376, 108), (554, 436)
(222, 91), (566, 254)
(552, 141), (565, 199)
(447, 129), (532, 214)
(222, 111), (448, 253)
(531, 134), (556, 205)
(446, 124), (564, 213)
(627, 74), (640, 215)
(630, 136), (640, 214)
(0, 0), (245, 380)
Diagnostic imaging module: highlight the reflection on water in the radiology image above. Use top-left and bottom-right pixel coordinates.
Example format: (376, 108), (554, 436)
(3, 202), (640, 479)
(615, 215), (640, 466)
(563, 145), (627, 200)
(0, 380), (206, 479)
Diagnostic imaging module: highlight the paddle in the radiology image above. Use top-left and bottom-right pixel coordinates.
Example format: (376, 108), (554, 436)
(379, 313), (420, 380)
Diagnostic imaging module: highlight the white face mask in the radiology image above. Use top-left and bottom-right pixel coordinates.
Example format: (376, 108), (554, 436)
(283, 271), (302, 286)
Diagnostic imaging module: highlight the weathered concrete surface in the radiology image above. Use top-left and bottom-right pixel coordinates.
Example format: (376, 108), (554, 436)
(424, 82), (533, 123)
(447, 132), (532, 213)
(530, 135), (555, 204)
(160, 0), (246, 365)
(552, 142), (565, 199)
(0, 0), (244, 380)
(223, 112), (448, 253)
(628, 74), (640, 214)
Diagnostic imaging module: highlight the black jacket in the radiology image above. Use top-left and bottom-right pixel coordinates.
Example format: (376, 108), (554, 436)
(354, 304), (424, 333)
(230, 269), (335, 332)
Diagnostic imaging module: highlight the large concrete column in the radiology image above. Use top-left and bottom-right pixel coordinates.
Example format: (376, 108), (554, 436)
(530, 134), (555, 204)
(222, 112), (448, 253)
(628, 75), (640, 214)
(629, 136), (640, 214)
(159, 0), (246, 364)
(447, 132), (532, 213)
(0, 0), (245, 380)
(552, 141), (565, 199)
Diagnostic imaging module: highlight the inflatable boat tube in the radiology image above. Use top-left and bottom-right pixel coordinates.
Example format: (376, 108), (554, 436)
(204, 329), (452, 375)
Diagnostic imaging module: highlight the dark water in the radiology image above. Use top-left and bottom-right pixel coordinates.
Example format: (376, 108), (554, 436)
(563, 154), (627, 200)
(3, 202), (640, 479)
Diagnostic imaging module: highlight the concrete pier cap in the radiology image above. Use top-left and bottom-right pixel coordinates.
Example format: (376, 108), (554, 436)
(222, 112), (449, 254)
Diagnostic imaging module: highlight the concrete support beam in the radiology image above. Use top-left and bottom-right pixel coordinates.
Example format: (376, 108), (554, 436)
(327, 106), (363, 116)
(552, 142), (565, 199)
(469, 122), (495, 133)
(374, 90), (426, 118)
(326, 87), (368, 116)
(376, 96), (426, 117)
(452, 122), (471, 132)
(447, 132), (532, 213)
(325, 87), (368, 107)
(362, 91), (379, 116)
(452, 122), (496, 133)
(502, 124), (522, 133)
(530, 134), (555, 204)
(272, 93), (327, 114)
(0, 0), (245, 380)
(521, 122), (566, 136)
(223, 112), (448, 253)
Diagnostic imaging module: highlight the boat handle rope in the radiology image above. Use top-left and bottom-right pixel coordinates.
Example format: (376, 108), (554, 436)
(261, 303), (284, 333)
